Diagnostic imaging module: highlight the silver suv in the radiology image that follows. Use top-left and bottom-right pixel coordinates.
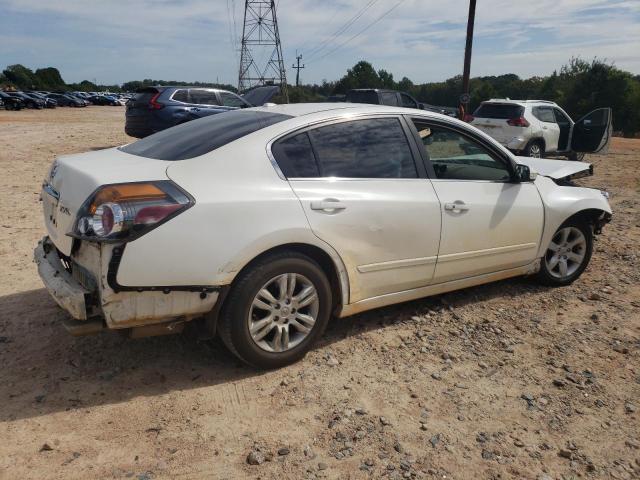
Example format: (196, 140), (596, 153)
(469, 99), (611, 160)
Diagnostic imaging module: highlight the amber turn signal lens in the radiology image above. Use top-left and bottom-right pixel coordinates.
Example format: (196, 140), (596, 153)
(89, 183), (166, 214)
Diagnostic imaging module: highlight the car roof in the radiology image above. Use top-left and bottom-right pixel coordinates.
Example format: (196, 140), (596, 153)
(249, 102), (452, 119)
(483, 99), (557, 106)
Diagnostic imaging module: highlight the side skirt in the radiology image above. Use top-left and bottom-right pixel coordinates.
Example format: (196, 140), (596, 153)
(338, 260), (541, 318)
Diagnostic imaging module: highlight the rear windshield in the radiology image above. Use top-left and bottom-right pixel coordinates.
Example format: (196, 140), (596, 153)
(120, 110), (292, 160)
(474, 103), (524, 119)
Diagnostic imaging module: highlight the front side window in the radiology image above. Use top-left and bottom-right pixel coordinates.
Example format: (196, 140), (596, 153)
(533, 106), (556, 123)
(219, 91), (248, 108)
(412, 121), (511, 182)
(189, 89), (219, 105)
(553, 108), (571, 125)
(401, 93), (417, 109)
(308, 118), (417, 178)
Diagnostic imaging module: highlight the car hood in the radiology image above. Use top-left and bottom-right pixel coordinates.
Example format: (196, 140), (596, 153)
(514, 156), (593, 181)
(242, 85), (280, 106)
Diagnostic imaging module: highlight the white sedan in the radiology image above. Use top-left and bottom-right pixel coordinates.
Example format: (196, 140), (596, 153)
(35, 103), (612, 368)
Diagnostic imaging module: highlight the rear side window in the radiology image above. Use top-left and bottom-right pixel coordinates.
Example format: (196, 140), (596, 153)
(189, 89), (219, 105)
(308, 118), (417, 178)
(533, 106), (556, 123)
(474, 103), (524, 119)
(171, 89), (189, 102)
(271, 133), (320, 178)
(120, 110), (292, 160)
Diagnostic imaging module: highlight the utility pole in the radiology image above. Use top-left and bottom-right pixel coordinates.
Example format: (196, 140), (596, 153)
(459, 0), (476, 119)
(238, 0), (288, 102)
(291, 54), (305, 87)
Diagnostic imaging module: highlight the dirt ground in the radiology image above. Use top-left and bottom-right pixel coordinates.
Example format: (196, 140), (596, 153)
(0, 107), (638, 480)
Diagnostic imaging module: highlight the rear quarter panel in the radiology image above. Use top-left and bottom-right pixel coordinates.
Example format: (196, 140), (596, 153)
(115, 127), (335, 288)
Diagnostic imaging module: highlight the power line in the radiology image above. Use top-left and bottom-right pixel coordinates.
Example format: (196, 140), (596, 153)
(311, 0), (407, 63)
(305, 0), (379, 62)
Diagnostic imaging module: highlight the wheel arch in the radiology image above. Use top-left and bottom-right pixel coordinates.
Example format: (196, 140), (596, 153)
(203, 242), (350, 337)
(528, 137), (546, 153)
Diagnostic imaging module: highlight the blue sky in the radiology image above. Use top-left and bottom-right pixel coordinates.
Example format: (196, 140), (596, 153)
(1, 0), (639, 86)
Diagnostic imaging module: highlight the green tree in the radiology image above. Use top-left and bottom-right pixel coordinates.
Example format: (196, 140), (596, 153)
(334, 61), (381, 93)
(2, 64), (40, 90)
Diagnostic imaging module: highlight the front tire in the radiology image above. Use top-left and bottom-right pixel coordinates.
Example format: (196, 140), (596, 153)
(568, 151), (585, 161)
(536, 220), (593, 286)
(218, 251), (332, 369)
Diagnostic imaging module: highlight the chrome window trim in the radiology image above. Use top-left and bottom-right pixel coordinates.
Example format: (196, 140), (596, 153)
(266, 113), (422, 181)
(169, 88), (222, 107)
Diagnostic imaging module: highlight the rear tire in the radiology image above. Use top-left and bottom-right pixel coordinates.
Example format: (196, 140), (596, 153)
(524, 140), (544, 158)
(218, 251), (332, 369)
(536, 219), (593, 286)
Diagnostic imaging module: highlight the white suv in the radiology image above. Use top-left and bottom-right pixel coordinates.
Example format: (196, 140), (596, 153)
(469, 99), (611, 160)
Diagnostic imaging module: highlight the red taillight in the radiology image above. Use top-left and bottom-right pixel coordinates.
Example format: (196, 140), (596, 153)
(73, 181), (192, 242)
(134, 204), (182, 225)
(149, 92), (164, 110)
(463, 114), (474, 123)
(507, 117), (530, 127)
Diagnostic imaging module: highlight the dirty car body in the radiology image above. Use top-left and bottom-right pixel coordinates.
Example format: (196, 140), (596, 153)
(35, 104), (612, 368)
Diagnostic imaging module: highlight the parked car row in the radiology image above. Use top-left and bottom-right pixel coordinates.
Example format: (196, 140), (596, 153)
(1, 90), (132, 110)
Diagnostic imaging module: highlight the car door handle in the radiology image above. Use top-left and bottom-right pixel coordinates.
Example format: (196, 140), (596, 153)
(310, 199), (346, 212)
(444, 202), (469, 212)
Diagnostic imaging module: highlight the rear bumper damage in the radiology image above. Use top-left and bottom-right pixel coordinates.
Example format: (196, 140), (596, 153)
(34, 236), (220, 336)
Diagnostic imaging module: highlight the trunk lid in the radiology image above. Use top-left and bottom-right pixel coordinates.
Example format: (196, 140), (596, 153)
(514, 156), (593, 181)
(42, 147), (171, 255)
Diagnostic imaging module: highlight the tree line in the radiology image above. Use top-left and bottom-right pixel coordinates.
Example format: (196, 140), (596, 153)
(2, 58), (639, 135)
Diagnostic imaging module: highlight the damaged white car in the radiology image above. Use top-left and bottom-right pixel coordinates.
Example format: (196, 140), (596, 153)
(35, 104), (612, 368)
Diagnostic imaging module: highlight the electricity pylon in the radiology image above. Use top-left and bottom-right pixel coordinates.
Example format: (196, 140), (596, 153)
(238, 0), (288, 102)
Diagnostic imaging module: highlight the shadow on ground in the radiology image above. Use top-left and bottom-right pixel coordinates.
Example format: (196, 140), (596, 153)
(0, 277), (546, 422)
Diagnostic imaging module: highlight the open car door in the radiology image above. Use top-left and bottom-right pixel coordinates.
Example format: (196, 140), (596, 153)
(571, 107), (612, 154)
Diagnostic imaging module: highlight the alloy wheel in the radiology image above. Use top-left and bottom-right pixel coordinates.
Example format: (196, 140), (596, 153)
(544, 227), (587, 279)
(247, 273), (319, 353)
(529, 144), (542, 158)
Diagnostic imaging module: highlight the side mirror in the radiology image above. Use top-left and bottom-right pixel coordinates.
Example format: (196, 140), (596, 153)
(514, 164), (537, 182)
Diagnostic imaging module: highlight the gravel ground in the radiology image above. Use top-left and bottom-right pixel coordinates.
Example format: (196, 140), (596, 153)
(0, 107), (638, 480)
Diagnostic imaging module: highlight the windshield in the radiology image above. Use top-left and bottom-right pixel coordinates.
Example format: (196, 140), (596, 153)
(120, 110), (292, 160)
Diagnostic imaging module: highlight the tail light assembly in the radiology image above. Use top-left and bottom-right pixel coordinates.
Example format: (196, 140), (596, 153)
(71, 181), (193, 243)
(507, 117), (530, 127)
(148, 92), (164, 110)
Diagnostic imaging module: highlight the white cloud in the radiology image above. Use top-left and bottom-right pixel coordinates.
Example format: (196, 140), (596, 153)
(0, 0), (638, 84)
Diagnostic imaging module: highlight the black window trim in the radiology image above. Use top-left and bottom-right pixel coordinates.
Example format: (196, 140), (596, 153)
(268, 114), (427, 181)
(404, 115), (517, 183)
